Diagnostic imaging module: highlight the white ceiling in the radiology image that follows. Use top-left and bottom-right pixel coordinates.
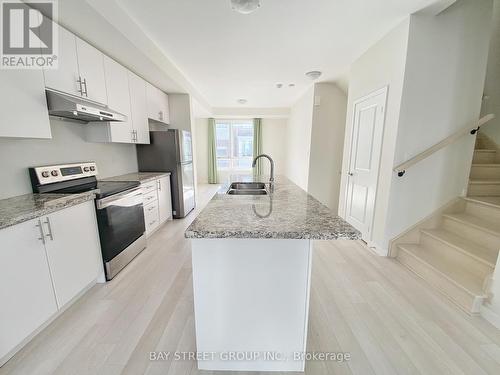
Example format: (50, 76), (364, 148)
(115, 0), (438, 108)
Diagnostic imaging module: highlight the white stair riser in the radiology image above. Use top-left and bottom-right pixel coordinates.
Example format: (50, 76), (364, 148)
(470, 165), (500, 179)
(473, 151), (496, 164)
(397, 247), (482, 313)
(443, 217), (500, 251)
(420, 233), (492, 280)
(468, 183), (500, 196)
(465, 200), (500, 225)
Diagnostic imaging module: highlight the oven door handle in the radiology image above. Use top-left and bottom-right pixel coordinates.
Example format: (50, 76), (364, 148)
(96, 187), (143, 209)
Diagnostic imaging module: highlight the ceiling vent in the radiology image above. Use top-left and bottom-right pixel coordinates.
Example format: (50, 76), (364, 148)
(230, 0), (261, 14)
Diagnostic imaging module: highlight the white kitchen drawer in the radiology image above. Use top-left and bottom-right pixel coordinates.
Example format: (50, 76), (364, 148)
(143, 189), (158, 205)
(144, 201), (160, 235)
(141, 180), (157, 193)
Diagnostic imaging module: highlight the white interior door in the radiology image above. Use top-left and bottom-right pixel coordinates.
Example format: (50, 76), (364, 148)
(345, 87), (387, 240)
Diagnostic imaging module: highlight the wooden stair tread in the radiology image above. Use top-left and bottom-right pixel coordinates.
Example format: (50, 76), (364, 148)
(474, 149), (496, 153)
(443, 212), (500, 237)
(466, 196), (500, 207)
(468, 179), (500, 184)
(397, 244), (485, 296)
(471, 163), (500, 167)
(421, 228), (498, 267)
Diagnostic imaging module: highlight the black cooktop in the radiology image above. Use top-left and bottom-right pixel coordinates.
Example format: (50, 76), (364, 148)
(94, 181), (140, 199)
(45, 180), (140, 199)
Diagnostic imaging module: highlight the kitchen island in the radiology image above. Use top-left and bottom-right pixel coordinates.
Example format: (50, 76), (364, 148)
(185, 176), (360, 372)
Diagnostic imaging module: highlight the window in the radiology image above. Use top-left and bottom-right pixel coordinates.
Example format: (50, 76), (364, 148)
(215, 120), (254, 171)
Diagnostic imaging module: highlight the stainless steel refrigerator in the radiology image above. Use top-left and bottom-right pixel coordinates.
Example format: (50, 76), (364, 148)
(137, 130), (195, 218)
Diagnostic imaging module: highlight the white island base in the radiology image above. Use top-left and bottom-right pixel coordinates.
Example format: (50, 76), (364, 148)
(191, 238), (313, 372)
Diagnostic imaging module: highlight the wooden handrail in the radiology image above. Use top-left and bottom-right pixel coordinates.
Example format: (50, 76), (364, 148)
(394, 114), (496, 177)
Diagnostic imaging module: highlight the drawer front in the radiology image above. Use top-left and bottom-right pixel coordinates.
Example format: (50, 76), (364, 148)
(144, 201), (159, 234)
(141, 180), (157, 194)
(143, 189), (158, 205)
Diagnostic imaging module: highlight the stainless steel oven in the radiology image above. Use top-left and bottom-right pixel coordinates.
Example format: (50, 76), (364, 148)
(96, 187), (146, 280)
(29, 162), (147, 281)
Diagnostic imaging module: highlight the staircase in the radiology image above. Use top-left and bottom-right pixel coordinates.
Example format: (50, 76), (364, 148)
(394, 133), (500, 314)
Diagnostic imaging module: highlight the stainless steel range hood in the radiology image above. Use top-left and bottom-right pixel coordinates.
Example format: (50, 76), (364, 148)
(46, 90), (126, 122)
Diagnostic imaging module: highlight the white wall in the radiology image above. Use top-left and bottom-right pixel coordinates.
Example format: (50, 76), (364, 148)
(339, 19), (411, 249)
(481, 0), (500, 145)
(195, 118), (209, 184)
(193, 118), (287, 184)
(168, 93), (200, 194)
(384, 0), (493, 248)
(307, 83), (347, 213)
(261, 119), (287, 177)
(284, 87), (315, 190)
(0, 119), (138, 199)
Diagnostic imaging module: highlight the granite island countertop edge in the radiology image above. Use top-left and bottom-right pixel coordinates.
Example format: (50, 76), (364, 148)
(184, 176), (361, 240)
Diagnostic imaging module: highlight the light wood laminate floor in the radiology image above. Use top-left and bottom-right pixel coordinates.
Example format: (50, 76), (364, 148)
(1, 185), (500, 375)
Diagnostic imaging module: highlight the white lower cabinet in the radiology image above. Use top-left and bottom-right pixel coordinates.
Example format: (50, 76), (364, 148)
(43, 201), (102, 307)
(0, 218), (58, 364)
(0, 200), (103, 366)
(142, 175), (173, 237)
(158, 175), (173, 223)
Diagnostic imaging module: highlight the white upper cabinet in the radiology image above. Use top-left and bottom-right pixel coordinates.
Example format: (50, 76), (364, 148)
(102, 56), (134, 143)
(75, 38), (108, 105)
(0, 69), (51, 139)
(128, 72), (150, 144)
(42, 19), (107, 105)
(0, 218), (58, 363)
(43, 23), (81, 97)
(146, 82), (170, 124)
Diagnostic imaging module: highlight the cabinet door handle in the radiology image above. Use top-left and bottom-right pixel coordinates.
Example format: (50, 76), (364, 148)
(77, 76), (83, 95)
(44, 217), (54, 241)
(82, 78), (88, 97)
(36, 219), (46, 245)
(158, 180), (161, 191)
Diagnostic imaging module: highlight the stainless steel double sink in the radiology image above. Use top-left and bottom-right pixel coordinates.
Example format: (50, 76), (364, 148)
(226, 182), (268, 195)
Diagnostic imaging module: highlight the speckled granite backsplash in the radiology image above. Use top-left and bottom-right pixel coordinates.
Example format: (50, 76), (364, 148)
(185, 176), (361, 240)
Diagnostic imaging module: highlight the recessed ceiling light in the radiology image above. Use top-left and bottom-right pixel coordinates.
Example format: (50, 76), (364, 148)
(305, 71), (322, 80)
(276, 83), (283, 88)
(237, 99), (248, 104)
(230, 0), (261, 14)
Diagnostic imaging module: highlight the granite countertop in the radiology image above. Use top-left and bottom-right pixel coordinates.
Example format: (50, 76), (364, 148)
(185, 176), (361, 240)
(103, 172), (171, 184)
(0, 191), (96, 230)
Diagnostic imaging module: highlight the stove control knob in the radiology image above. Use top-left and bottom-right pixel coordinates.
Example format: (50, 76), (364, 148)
(51, 170), (59, 177)
(90, 166), (96, 171)
(83, 167), (90, 172)
(41, 171), (50, 178)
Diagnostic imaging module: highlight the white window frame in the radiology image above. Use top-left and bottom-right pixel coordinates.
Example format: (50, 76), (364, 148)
(215, 119), (254, 171)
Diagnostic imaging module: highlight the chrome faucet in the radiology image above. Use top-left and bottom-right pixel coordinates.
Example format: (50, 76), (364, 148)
(252, 154), (275, 187)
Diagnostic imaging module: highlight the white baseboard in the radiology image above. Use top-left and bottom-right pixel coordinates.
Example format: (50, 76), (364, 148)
(367, 241), (388, 256)
(480, 303), (500, 330)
